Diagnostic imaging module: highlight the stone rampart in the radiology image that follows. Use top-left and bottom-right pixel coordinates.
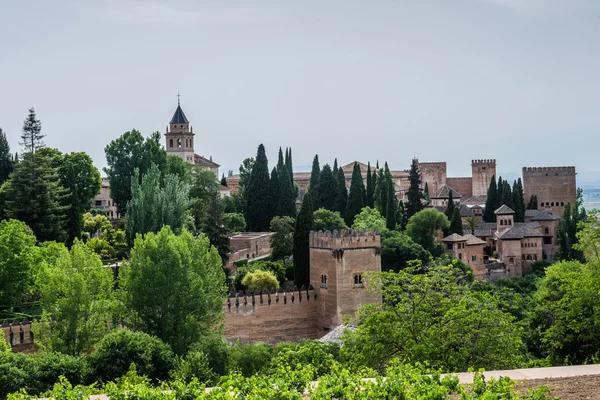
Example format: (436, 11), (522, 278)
(522, 166), (576, 215)
(309, 230), (380, 250)
(2, 318), (35, 348)
(471, 159), (496, 197)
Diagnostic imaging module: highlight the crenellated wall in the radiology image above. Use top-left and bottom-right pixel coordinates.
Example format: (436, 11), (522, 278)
(522, 166), (576, 216)
(471, 159), (496, 197)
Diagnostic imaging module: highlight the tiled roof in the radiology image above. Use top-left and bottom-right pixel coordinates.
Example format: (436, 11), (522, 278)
(464, 234), (486, 245)
(472, 222), (497, 237)
(170, 104), (189, 124)
(194, 154), (220, 167)
(460, 205), (474, 217)
(498, 225), (544, 240)
(528, 210), (561, 221)
(442, 233), (467, 242)
(430, 184), (462, 199)
(462, 195), (487, 205)
(495, 204), (515, 215)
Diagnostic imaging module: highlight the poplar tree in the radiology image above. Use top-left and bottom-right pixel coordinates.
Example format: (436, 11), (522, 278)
(345, 163), (366, 226)
(449, 208), (464, 235)
(318, 164), (337, 211)
(244, 144), (271, 231)
(366, 162), (374, 208)
(406, 159), (423, 219)
(335, 167), (348, 217)
(0, 129), (13, 184)
(308, 155), (321, 209)
(293, 192), (314, 287)
(269, 167), (280, 220)
(277, 164), (296, 218)
(484, 175), (498, 222)
(386, 179), (397, 230)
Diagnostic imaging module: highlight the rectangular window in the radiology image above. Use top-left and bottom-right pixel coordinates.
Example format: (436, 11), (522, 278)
(472, 255), (476, 261)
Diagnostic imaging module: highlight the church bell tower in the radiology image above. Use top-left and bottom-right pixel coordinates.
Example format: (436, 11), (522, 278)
(165, 94), (195, 164)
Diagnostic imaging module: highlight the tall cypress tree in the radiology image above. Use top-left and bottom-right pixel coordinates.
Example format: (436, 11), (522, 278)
(332, 158), (338, 176)
(335, 167), (348, 217)
(484, 175), (498, 222)
(372, 165), (379, 206)
(269, 167), (280, 220)
(285, 147), (298, 202)
(244, 144), (271, 231)
(220, 173), (227, 187)
(445, 190), (455, 219)
(345, 163), (366, 226)
(376, 167), (387, 217)
(277, 164), (296, 218)
(512, 179), (525, 222)
(449, 208), (464, 235)
(0, 128), (13, 184)
(293, 192), (314, 287)
(386, 179), (396, 230)
(308, 155), (320, 209)
(366, 162), (374, 208)
(277, 147), (284, 172)
(318, 164), (336, 211)
(501, 179), (514, 210)
(406, 159), (423, 219)
(424, 182), (430, 202)
(527, 194), (538, 210)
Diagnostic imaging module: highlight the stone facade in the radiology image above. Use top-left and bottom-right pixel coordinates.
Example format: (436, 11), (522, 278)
(446, 177), (473, 199)
(522, 167), (576, 216)
(471, 159), (496, 197)
(441, 234), (486, 278)
(228, 232), (274, 266)
(91, 177), (119, 219)
(418, 162), (447, 194)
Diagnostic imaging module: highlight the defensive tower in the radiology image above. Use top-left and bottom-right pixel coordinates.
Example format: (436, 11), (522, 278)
(471, 159), (497, 197)
(522, 166), (576, 216)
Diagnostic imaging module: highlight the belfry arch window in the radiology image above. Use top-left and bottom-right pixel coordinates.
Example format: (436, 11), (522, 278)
(169, 139), (173, 148)
(177, 138), (182, 148)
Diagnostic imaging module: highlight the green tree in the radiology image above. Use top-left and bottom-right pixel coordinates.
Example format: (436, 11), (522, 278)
(343, 265), (524, 372)
(270, 216), (295, 261)
(35, 241), (115, 355)
(385, 179), (396, 230)
(220, 174), (227, 187)
(268, 167), (279, 220)
(366, 162), (374, 208)
(381, 231), (430, 272)
(125, 164), (189, 245)
(317, 164), (336, 211)
(277, 164), (296, 218)
(293, 193), (314, 287)
(242, 270), (280, 292)
(165, 154), (190, 181)
(352, 207), (386, 232)
(308, 155), (321, 210)
(189, 167), (219, 207)
(0, 128), (13, 185)
(512, 179), (525, 222)
(445, 190), (455, 220)
(424, 182), (430, 202)
(448, 208), (464, 235)
(527, 194), (538, 210)
(334, 167), (347, 217)
(244, 144), (271, 232)
(19, 107), (45, 154)
(406, 208), (449, 256)
(345, 163), (366, 226)
(200, 192), (231, 265)
(285, 148), (298, 201)
(466, 216), (477, 235)
(276, 147), (284, 172)
(555, 188), (586, 262)
(120, 227), (226, 355)
(332, 158), (338, 176)
(501, 179), (515, 211)
(104, 130), (167, 216)
(0, 220), (37, 311)
(484, 175), (498, 222)
(236, 157), (255, 213)
(313, 208), (348, 232)
(223, 213), (246, 233)
(405, 159), (423, 219)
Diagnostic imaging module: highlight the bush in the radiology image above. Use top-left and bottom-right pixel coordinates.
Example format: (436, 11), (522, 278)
(171, 350), (216, 385)
(234, 260), (289, 291)
(271, 340), (339, 376)
(241, 270), (279, 292)
(230, 342), (273, 377)
(86, 329), (175, 384)
(188, 335), (230, 378)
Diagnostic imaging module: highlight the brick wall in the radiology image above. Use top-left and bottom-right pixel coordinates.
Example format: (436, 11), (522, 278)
(446, 177), (473, 199)
(471, 160), (496, 197)
(418, 162), (447, 194)
(522, 167), (576, 216)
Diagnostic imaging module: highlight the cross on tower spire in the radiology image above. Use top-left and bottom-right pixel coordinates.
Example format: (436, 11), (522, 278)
(177, 91), (181, 106)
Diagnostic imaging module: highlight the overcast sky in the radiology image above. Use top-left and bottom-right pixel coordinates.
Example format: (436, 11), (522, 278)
(1, 0), (599, 178)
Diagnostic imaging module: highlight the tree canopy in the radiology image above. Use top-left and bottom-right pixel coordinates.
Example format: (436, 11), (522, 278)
(405, 208), (449, 257)
(313, 208), (348, 232)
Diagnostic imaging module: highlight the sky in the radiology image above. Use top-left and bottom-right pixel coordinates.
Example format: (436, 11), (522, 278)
(1, 0), (599, 178)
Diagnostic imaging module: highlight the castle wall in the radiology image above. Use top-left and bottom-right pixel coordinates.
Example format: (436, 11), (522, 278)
(522, 167), (576, 216)
(418, 162), (447, 194)
(223, 290), (319, 344)
(471, 160), (496, 197)
(446, 177), (473, 199)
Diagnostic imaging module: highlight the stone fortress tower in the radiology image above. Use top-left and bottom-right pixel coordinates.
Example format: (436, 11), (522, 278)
(471, 159), (497, 197)
(522, 166), (576, 216)
(309, 230), (382, 333)
(165, 96), (195, 164)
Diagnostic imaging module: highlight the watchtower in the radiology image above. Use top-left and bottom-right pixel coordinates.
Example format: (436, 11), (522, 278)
(309, 230), (381, 332)
(522, 166), (576, 216)
(472, 159), (496, 197)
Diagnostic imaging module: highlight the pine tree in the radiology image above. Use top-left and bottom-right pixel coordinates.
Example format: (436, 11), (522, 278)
(386, 179), (396, 230)
(220, 173), (227, 187)
(20, 108), (45, 155)
(366, 162), (374, 208)
(269, 167), (280, 220)
(445, 190), (455, 220)
(308, 155), (320, 209)
(512, 179), (525, 222)
(527, 194), (538, 210)
(335, 167), (348, 217)
(244, 144), (271, 232)
(318, 164), (337, 211)
(293, 192), (314, 287)
(0, 128), (13, 184)
(332, 158), (338, 176)
(448, 208), (464, 235)
(277, 164), (296, 218)
(406, 159), (423, 219)
(484, 175), (498, 222)
(345, 163), (366, 226)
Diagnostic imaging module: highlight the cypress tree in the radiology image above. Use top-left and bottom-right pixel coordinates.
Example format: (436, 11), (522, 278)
(496, 177), (504, 211)
(345, 163), (366, 226)
(318, 164), (336, 211)
(527, 194), (538, 210)
(285, 147), (298, 202)
(269, 167), (280, 220)
(277, 164), (296, 218)
(449, 208), (464, 235)
(406, 159), (423, 219)
(386, 179), (396, 230)
(244, 144), (271, 231)
(0, 128), (13, 185)
(424, 182), (430, 202)
(512, 179), (525, 222)
(220, 173), (227, 187)
(502, 179), (514, 210)
(484, 175), (498, 222)
(277, 147), (284, 172)
(308, 155), (320, 209)
(376, 167), (387, 217)
(293, 192), (314, 287)
(366, 162), (374, 208)
(397, 200), (406, 230)
(445, 190), (455, 220)
(332, 158), (338, 176)
(335, 167), (347, 217)
(286, 148), (294, 183)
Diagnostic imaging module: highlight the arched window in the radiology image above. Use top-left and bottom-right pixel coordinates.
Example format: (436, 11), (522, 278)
(353, 274), (363, 288)
(177, 138), (182, 148)
(509, 257), (514, 264)
(561, 202), (564, 206)
(169, 138), (173, 148)
(551, 202), (554, 207)
(320, 274), (327, 288)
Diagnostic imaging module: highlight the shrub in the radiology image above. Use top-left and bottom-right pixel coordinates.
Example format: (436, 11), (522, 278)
(230, 342), (273, 377)
(171, 350), (215, 385)
(86, 329), (175, 384)
(271, 340), (339, 376)
(188, 335), (230, 378)
(241, 270), (279, 292)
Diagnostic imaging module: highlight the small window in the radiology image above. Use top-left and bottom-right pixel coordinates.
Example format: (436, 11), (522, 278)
(534, 254), (538, 261)
(544, 227), (549, 234)
(509, 257), (514, 264)
(447, 243), (453, 250)
(472, 255), (476, 261)
(320, 274), (327, 289)
(551, 202), (554, 207)
(169, 138), (173, 148)
(458, 253), (462, 260)
(561, 202), (564, 206)
(353, 274), (364, 288)
(508, 220), (512, 225)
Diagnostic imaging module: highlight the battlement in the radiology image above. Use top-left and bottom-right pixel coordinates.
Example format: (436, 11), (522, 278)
(523, 166), (576, 175)
(309, 230), (380, 249)
(472, 159), (496, 165)
(418, 161), (447, 169)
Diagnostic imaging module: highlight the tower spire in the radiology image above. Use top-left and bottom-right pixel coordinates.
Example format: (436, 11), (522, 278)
(177, 91), (181, 106)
